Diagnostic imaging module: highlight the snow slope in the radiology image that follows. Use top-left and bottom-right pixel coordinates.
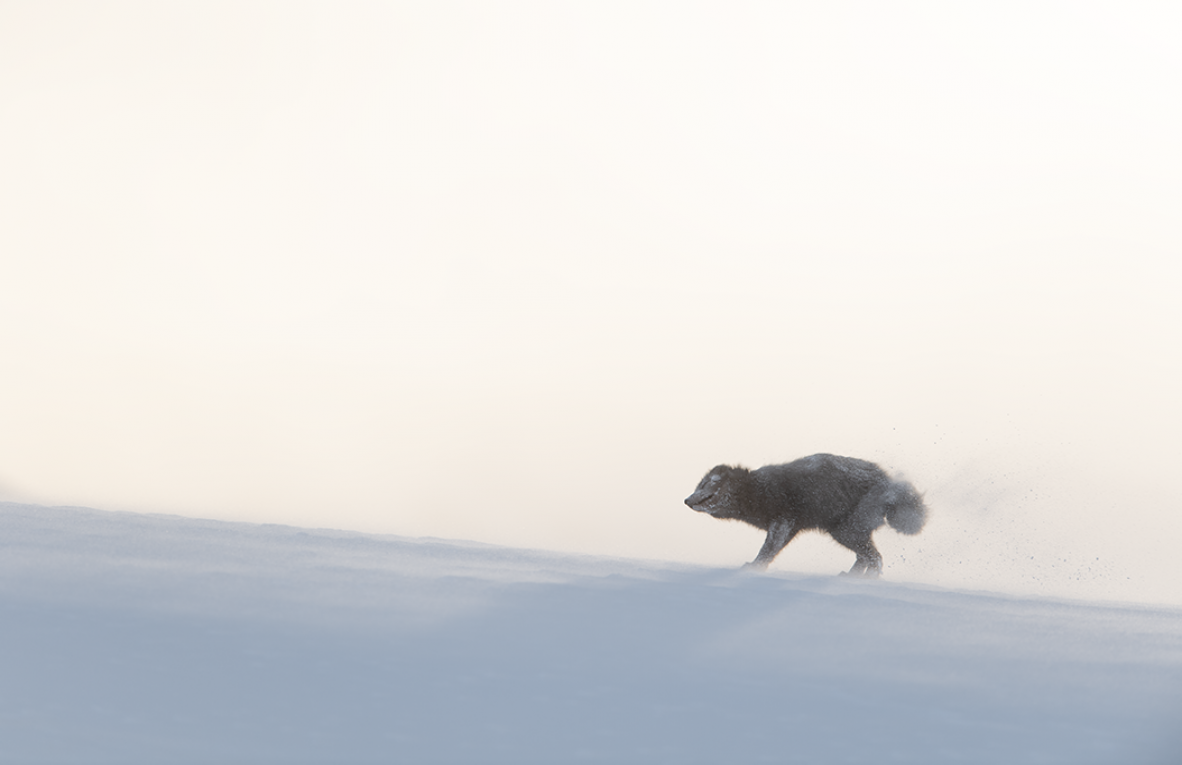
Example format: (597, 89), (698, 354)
(2, 502), (1179, 764)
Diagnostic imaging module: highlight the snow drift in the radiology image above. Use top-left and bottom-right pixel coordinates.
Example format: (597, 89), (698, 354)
(1, 501), (1179, 764)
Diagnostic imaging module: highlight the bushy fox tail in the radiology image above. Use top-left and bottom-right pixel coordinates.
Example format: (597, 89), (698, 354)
(879, 478), (928, 535)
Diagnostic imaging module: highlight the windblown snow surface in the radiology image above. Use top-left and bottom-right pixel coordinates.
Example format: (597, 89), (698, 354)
(2, 502), (1179, 764)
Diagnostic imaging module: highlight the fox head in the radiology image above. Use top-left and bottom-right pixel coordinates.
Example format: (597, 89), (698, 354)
(684, 465), (748, 519)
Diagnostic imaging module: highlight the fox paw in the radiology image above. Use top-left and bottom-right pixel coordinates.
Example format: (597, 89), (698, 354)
(839, 568), (882, 579)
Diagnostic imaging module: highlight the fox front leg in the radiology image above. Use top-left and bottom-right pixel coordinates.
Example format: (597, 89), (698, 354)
(744, 518), (798, 571)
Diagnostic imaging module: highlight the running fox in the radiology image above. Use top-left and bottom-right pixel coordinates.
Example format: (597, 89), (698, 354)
(685, 453), (927, 577)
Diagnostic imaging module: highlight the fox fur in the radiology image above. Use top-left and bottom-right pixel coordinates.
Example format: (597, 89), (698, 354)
(685, 453), (927, 577)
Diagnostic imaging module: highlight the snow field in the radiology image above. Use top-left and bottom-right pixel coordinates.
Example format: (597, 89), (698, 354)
(1, 502), (1179, 764)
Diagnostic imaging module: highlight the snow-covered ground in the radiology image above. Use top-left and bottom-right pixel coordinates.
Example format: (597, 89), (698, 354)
(2, 501), (1179, 764)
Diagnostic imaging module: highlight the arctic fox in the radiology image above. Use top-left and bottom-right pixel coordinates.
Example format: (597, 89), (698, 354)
(685, 453), (927, 577)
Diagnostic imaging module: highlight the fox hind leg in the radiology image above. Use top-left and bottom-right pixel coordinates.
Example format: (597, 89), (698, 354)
(830, 523), (883, 578)
(830, 489), (890, 578)
(841, 543), (882, 578)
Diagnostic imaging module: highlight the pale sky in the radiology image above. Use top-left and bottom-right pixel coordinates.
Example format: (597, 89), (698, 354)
(2, 2), (1180, 602)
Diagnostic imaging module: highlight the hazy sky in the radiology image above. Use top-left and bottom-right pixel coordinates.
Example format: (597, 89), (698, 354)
(3, 2), (1180, 601)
